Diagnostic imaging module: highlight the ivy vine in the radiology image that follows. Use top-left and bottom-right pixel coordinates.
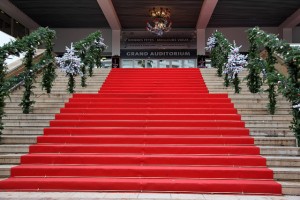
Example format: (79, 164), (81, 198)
(247, 27), (300, 145)
(74, 31), (107, 86)
(246, 27), (264, 93)
(0, 27), (56, 133)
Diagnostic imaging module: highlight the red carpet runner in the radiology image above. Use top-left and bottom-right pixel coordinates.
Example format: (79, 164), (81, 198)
(0, 68), (281, 194)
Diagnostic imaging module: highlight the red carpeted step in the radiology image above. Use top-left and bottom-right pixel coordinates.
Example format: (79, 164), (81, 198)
(55, 113), (242, 121)
(49, 120), (245, 128)
(64, 102), (235, 109)
(43, 127), (249, 136)
(72, 93), (228, 98)
(11, 165), (274, 180)
(0, 68), (281, 194)
(59, 108), (238, 114)
(21, 154), (267, 166)
(37, 135), (253, 145)
(29, 144), (259, 155)
(0, 177), (281, 194)
(68, 98), (232, 103)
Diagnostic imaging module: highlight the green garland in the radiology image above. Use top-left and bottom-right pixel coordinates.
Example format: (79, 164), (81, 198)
(214, 31), (231, 78)
(74, 31), (107, 86)
(68, 74), (75, 93)
(19, 47), (36, 114)
(41, 29), (57, 93)
(224, 73), (230, 87)
(247, 28), (280, 114)
(0, 54), (8, 133)
(248, 27), (300, 144)
(246, 27), (263, 93)
(208, 31), (231, 77)
(278, 46), (300, 145)
(0, 27), (56, 133)
(232, 74), (241, 94)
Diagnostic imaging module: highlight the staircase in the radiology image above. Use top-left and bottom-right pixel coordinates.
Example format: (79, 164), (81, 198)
(0, 68), (111, 177)
(201, 68), (300, 195)
(0, 69), (300, 195)
(0, 68), (283, 194)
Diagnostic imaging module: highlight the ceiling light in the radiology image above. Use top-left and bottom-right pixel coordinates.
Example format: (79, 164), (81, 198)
(146, 7), (172, 36)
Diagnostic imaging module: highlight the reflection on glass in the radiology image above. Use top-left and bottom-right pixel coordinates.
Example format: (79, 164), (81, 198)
(159, 60), (170, 68)
(121, 59), (197, 68)
(184, 60), (196, 68)
(171, 60), (180, 68)
(122, 60), (134, 68)
(150, 60), (158, 68)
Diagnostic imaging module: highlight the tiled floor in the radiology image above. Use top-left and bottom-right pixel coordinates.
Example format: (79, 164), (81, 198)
(0, 192), (299, 200)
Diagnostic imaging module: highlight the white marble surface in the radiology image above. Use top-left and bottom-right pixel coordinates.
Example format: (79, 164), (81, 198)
(0, 192), (299, 200)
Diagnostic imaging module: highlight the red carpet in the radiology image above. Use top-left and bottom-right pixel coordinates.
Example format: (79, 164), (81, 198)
(0, 68), (281, 194)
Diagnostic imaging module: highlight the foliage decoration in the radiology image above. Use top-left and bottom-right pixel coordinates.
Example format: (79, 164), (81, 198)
(223, 42), (248, 93)
(246, 27), (264, 93)
(19, 47), (36, 114)
(0, 27), (56, 133)
(41, 28), (57, 93)
(247, 27), (281, 114)
(214, 31), (231, 77)
(247, 27), (300, 144)
(277, 46), (300, 145)
(74, 31), (107, 86)
(56, 43), (82, 93)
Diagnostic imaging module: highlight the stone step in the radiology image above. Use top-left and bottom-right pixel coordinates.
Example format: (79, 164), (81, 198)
(245, 124), (289, 128)
(272, 167), (300, 181)
(245, 120), (291, 124)
(250, 132), (294, 138)
(3, 108), (60, 114)
(260, 147), (300, 156)
(266, 156), (300, 167)
(238, 110), (291, 115)
(0, 154), (298, 167)
(0, 144), (298, 156)
(3, 121), (49, 127)
(12, 90), (102, 95)
(1, 154), (299, 168)
(280, 181), (300, 195)
(0, 136), (296, 147)
(233, 104), (291, 109)
(2, 127), (44, 135)
(0, 136), (37, 144)
(0, 154), (22, 165)
(1, 119), (291, 128)
(242, 115), (293, 121)
(0, 165), (299, 184)
(0, 145), (30, 154)
(2, 114), (55, 120)
(254, 137), (296, 146)
(4, 103), (66, 108)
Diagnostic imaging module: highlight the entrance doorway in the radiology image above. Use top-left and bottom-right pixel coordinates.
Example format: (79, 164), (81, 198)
(121, 59), (196, 68)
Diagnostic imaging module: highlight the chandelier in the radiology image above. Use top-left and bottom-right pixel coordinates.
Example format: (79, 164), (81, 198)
(146, 7), (172, 36)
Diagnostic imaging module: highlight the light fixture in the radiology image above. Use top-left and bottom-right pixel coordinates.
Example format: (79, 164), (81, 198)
(146, 7), (172, 36)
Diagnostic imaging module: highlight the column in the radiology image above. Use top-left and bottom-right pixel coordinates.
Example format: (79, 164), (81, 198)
(197, 29), (206, 56)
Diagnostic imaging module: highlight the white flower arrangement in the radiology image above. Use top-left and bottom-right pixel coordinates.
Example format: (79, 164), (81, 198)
(223, 42), (248, 79)
(94, 37), (108, 50)
(205, 35), (217, 52)
(56, 43), (82, 76)
(293, 103), (300, 111)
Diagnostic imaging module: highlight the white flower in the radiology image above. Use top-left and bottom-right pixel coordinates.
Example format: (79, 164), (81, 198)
(223, 42), (248, 79)
(56, 43), (82, 76)
(292, 104), (300, 111)
(205, 35), (217, 52)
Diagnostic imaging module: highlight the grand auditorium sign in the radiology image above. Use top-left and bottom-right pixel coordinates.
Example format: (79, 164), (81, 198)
(121, 49), (197, 59)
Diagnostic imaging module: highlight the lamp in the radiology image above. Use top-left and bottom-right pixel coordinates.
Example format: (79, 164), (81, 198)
(146, 7), (172, 36)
